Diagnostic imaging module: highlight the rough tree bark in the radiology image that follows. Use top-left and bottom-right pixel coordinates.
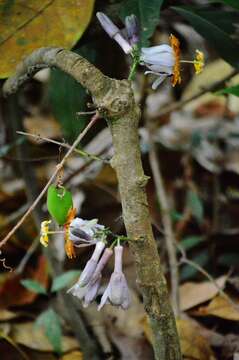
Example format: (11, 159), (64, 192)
(3, 47), (181, 360)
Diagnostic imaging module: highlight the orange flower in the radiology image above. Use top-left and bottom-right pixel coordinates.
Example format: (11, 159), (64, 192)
(170, 34), (181, 87)
(64, 208), (77, 259)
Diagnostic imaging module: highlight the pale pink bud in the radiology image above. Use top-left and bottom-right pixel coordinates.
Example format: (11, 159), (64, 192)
(96, 12), (132, 54)
(98, 245), (130, 310)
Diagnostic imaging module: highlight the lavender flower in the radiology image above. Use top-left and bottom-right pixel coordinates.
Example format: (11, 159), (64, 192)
(96, 12), (132, 54)
(83, 248), (113, 307)
(70, 218), (104, 247)
(68, 247), (113, 307)
(140, 45), (175, 89)
(98, 245), (130, 310)
(68, 240), (105, 295)
(125, 15), (140, 46)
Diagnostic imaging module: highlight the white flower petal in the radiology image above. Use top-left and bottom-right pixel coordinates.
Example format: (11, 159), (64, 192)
(152, 75), (168, 90)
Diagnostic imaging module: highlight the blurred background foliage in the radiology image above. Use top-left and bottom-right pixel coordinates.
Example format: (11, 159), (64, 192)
(0, 0), (239, 359)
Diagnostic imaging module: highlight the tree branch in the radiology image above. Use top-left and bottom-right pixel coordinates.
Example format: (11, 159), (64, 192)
(3, 47), (181, 360)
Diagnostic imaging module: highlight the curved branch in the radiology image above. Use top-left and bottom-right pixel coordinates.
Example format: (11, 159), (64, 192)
(3, 47), (181, 360)
(3, 47), (110, 99)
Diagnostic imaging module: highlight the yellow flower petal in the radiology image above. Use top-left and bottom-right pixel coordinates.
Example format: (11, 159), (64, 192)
(40, 220), (51, 247)
(194, 49), (204, 75)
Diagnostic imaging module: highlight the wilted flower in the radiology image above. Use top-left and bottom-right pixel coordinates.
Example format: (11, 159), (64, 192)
(141, 34), (204, 89)
(98, 245), (130, 310)
(70, 217), (105, 247)
(125, 14), (140, 46)
(96, 12), (133, 54)
(68, 240), (106, 294)
(40, 220), (51, 247)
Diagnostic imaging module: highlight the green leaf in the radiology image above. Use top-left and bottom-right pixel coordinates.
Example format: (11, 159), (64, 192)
(120, 0), (164, 46)
(180, 251), (209, 281)
(217, 84), (239, 97)
(47, 185), (73, 225)
(210, 0), (239, 10)
(180, 235), (205, 252)
(172, 6), (239, 69)
(49, 44), (97, 142)
(35, 308), (62, 354)
(186, 189), (204, 223)
(20, 279), (47, 295)
(51, 270), (80, 293)
(218, 253), (239, 266)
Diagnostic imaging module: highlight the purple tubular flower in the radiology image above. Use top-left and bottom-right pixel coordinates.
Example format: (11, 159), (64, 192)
(98, 245), (130, 310)
(125, 15), (140, 46)
(68, 240), (105, 296)
(83, 248), (113, 307)
(96, 12), (132, 54)
(67, 247), (113, 306)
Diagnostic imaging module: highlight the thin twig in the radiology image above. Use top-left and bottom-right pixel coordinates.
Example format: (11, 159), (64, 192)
(16, 130), (107, 162)
(0, 114), (99, 249)
(15, 237), (39, 274)
(147, 123), (180, 317)
(155, 69), (238, 118)
(177, 243), (239, 311)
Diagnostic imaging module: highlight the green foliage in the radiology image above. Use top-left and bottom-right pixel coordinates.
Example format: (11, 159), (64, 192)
(49, 44), (97, 142)
(120, 0), (164, 46)
(180, 235), (205, 252)
(20, 279), (47, 295)
(35, 308), (62, 354)
(180, 251), (209, 281)
(186, 189), (204, 224)
(51, 270), (80, 293)
(212, 0), (239, 10)
(217, 84), (239, 97)
(172, 6), (239, 69)
(47, 185), (73, 225)
(218, 253), (239, 266)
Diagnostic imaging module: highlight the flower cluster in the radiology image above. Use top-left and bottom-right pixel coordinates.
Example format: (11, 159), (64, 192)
(40, 215), (131, 310)
(96, 12), (205, 88)
(68, 223), (131, 310)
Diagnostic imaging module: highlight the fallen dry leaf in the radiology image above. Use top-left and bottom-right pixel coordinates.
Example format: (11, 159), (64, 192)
(0, 255), (48, 308)
(60, 351), (83, 360)
(0, 310), (19, 321)
(143, 317), (215, 360)
(180, 276), (227, 311)
(102, 290), (145, 339)
(195, 295), (239, 321)
(0, 0), (95, 78)
(11, 322), (79, 352)
(177, 318), (216, 360)
(23, 114), (62, 141)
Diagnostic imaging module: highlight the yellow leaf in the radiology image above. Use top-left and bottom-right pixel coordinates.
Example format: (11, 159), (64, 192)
(11, 322), (79, 352)
(60, 351), (83, 360)
(196, 295), (239, 321)
(177, 319), (215, 360)
(0, 0), (95, 78)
